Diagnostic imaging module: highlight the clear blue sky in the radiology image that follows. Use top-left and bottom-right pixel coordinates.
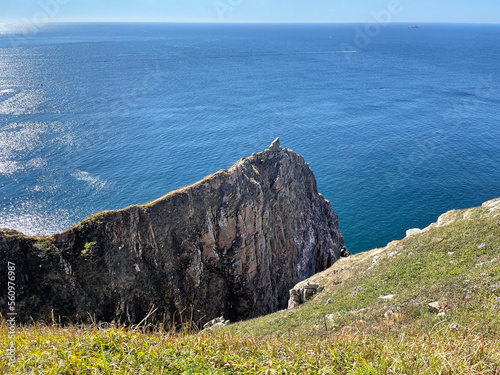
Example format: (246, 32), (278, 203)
(0, 0), (499, 24)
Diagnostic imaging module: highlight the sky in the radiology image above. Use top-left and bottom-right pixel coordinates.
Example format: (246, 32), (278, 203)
(0, 0), (499, 24)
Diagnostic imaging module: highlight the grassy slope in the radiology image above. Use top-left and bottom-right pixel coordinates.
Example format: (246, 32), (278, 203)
(1, 199), (499, 374)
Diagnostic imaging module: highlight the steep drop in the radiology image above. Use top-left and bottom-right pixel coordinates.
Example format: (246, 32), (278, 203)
(0, 138), (344, 325)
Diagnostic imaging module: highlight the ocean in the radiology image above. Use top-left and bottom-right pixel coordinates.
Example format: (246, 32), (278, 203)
(0, 22), (499, 253)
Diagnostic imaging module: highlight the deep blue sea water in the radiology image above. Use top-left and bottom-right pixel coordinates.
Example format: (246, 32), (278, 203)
(0, 23), (499, 253)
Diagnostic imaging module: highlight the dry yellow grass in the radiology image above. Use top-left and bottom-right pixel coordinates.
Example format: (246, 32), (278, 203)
(1, 199), (499, 374)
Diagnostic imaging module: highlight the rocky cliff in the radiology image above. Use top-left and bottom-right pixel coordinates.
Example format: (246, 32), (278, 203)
(0, 138), (343, 325)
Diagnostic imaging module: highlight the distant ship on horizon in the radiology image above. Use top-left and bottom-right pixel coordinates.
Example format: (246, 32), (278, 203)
(408, 25), (420, 29)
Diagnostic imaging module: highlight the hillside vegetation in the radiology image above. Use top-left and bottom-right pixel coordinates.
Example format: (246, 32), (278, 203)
(1, 198), (499, 374)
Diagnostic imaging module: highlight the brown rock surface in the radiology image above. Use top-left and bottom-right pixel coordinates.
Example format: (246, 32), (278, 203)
(0, 139), (343, 325)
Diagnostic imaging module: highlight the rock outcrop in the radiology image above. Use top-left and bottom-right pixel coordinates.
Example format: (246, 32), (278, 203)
(0, 138), (343, 326)
(288, 282), (324, 309)
(203, 316), (230, 331)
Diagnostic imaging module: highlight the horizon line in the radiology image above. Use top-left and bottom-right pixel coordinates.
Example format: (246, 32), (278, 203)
(1, 20), (499, 25)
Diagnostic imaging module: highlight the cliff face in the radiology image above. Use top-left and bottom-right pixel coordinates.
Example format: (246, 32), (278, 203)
(0, 139), (343, 325)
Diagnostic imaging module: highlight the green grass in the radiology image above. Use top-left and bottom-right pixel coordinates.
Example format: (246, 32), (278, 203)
(1, 200), (499, 374)
(233, 202), (500, 338)
(1, 320), (499, 374)
(34, 238), (55, 252)
(81, 241), (98, 257)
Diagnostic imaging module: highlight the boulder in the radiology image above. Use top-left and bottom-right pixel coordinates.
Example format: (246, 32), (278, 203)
(203, 316), (230, 330)
(428, 301), (450, 315)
